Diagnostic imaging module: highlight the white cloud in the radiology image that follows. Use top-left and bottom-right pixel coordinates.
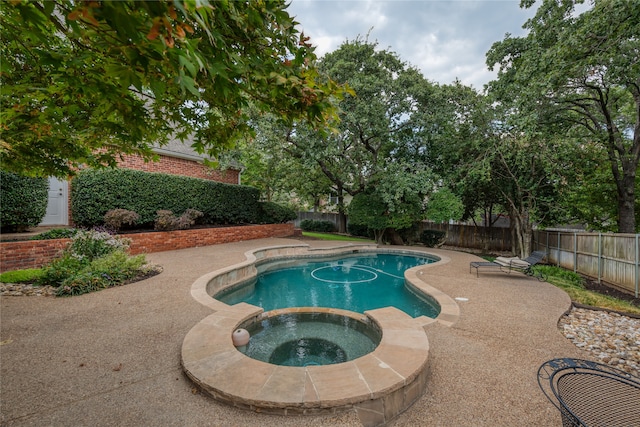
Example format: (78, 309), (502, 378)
(288, 0), (539, 89)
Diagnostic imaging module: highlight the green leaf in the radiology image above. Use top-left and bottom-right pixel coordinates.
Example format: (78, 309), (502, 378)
(179, 54), (198, 78)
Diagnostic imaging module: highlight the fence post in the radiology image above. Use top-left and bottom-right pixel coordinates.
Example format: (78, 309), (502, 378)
(573, 233), (577, 273)
(546, 231), (549, 256)
(636, 234), (640, 298)
(557, 232), (561, 267)
(598, 233), (602, 284)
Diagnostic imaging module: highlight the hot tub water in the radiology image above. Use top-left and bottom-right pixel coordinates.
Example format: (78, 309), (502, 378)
(238, 311), (381, 366)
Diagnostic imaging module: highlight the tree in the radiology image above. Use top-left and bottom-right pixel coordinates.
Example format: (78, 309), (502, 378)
(488, 134), (565, 257)
(425, 188), (464, 224)
(1, 0), (343, 177)
(228, 110), (333, 209)
(424, 81), (566, 257)
(348, 162), (433, 244)
(283, 38), (438, 232)
(486, 0), (640, 232)
(422, 82), (508, 250)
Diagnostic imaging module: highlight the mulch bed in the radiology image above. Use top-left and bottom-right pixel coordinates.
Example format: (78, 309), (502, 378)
(582, 276), (640, 308)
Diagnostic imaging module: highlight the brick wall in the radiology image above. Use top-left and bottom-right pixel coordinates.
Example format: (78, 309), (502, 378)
(0, 224), (294, 272)
(0, 239), (71, 272)
(126, 224), (294, 255)
(117, 153), (239, 184)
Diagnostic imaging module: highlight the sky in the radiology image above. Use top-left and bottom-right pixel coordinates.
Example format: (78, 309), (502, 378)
(287, 0), (538, 90)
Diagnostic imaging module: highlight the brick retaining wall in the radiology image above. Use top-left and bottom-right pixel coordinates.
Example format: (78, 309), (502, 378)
(0, 239), (72, 273)
(0, 223), (295, 272)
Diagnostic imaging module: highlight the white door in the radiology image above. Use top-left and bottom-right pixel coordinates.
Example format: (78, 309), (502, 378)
(40, 177), (69, 226)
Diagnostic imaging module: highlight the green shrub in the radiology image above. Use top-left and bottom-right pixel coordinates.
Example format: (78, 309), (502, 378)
(258, 202), (297, 224)
(0, 171), (48, 232)
(56, 251), (146, 296)
(38, 230), (131, 287)
(56, 271), (106, 296)
(0, 269), (44, 283)
(300, 219), (336, 232)
(39, 254), (89, 287)
(347, 223), (374, 239)
(71, 169), (261, 227)
(104, 209), (140, 231)
(31, 228), (79, 240)
(88, 251), (146, 281)
(397, 223), (422, 245)
(36, 227), (148, 296)
(419, 229), (447, 247)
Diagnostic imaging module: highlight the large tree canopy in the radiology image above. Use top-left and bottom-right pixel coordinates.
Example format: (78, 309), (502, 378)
(425, 82), (566, 257)
(1, 0), (343, 177)
(282, 38), (438, 232)
(486, 0), (640, 232)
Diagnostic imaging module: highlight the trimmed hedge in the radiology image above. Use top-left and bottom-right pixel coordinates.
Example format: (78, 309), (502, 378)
(0, 171), (48, 232)
(71, 169), (263, 227)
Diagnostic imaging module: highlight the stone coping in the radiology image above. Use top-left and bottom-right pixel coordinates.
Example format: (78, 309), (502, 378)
(182, 306), (431, 426)
(183, 243), (460, 426)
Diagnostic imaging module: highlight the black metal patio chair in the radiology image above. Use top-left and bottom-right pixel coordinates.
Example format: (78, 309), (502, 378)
(537, 358), (640, 427)
(495, 250), (547, 279)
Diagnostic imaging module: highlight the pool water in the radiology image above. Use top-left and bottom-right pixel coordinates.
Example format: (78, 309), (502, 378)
(218, 253), (440, 318)
(239, 312), (381, 366)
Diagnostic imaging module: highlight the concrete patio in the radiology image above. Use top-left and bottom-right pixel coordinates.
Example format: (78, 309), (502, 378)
(0, 238), (584, 426)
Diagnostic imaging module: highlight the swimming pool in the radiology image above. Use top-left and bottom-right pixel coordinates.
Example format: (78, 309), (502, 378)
(217, 252), (441, 318)
(184, 243), (459, 424)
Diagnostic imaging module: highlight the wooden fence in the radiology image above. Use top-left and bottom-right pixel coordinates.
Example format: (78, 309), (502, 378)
(419, 222), (513, 252)
(534, 231), (639, 297)
(294, 211), (341, 228)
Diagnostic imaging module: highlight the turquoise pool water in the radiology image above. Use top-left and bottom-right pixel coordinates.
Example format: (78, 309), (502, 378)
(218, 252), (441, 318)
(239, 312), (382, 366)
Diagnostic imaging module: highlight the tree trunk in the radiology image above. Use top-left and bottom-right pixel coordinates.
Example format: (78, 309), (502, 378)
(604, 95), (639, 233)
(616, 158), (637, 233)
(483, 205), (494, 252)
(508, 206), (533, 258)
(385, 228), (405, 245)
(336, 189), (347, 233)
(511, 214), (522, 257)
(337, 210), (347, 234)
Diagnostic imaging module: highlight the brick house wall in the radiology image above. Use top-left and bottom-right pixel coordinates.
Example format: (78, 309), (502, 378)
(42, 142), (242, 227)
(116, 153), (240, 184)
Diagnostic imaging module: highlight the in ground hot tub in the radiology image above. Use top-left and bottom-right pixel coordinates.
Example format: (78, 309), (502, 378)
(236, 309), (382, 366)
(182, 305), (432, 426)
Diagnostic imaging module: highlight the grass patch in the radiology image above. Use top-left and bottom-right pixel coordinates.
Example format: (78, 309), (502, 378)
(0, 269), (44, 284)
(534, 265), (640, 315)
(302, 232), (375, 242)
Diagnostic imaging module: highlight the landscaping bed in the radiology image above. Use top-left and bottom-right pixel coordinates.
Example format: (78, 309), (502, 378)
(0, 223), (295, 272)
(582, 276), (639, 309)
